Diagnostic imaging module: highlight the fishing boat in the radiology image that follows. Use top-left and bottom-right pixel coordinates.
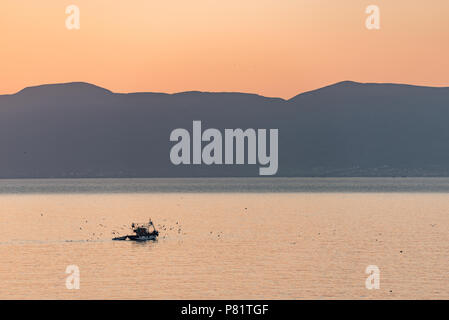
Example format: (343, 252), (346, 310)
(113, 219), (159, 242)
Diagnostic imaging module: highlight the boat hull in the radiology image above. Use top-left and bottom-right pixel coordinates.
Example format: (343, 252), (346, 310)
(112, 235), (157, 242)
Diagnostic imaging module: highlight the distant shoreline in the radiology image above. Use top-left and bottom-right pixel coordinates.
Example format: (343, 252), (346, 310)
(3, 177), (449, 194)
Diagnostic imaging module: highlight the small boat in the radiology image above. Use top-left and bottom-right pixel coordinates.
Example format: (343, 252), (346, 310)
(113, 219), (159, 242)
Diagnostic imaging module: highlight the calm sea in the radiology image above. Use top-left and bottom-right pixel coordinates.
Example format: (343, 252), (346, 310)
(0, 178), (448, 299)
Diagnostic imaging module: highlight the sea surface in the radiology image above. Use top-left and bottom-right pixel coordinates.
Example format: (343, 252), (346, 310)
(0, 178), (448, 299)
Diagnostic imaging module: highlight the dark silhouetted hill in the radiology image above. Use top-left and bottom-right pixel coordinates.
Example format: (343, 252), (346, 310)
(1, 81), (449, 178)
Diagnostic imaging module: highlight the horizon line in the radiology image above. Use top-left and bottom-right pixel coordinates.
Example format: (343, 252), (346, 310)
(2, 80), (449, 101)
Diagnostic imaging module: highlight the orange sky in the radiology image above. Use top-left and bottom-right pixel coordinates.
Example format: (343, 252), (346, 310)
(1, 0), (449, 98)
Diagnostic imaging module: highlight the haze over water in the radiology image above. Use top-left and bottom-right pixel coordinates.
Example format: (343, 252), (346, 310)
(0, 178), (448, 299)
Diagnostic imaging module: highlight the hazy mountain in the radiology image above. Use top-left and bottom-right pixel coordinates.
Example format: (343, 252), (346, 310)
(1, 81), (449, 178)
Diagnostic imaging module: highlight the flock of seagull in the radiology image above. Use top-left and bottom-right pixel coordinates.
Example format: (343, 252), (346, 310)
(39, 209), (245, 242)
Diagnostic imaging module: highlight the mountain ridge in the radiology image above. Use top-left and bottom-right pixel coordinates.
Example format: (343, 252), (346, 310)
(6, 80), (449, 101)
(1, 80), (449, 178)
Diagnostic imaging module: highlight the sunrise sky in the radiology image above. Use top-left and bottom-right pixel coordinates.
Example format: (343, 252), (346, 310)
(1, 0), (449, 98)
